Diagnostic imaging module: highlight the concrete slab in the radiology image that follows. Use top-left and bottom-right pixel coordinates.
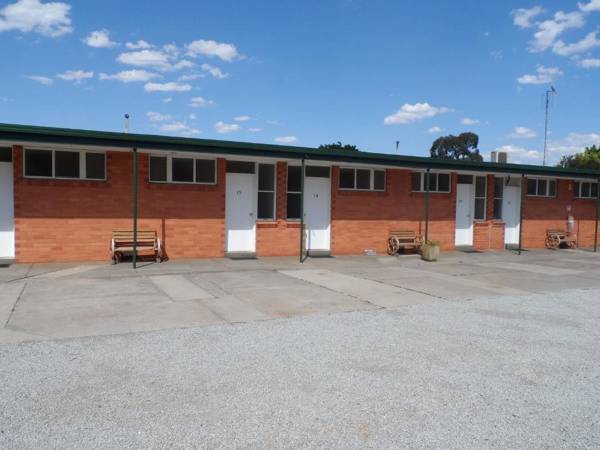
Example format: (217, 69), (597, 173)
(0, 282), (24, 326)
(7, 293), (224, 340)
(199, 295), (271, 323)
(477, 261), (582, 276)
(30, 264), (102, 279)
(279, 269), (437, 307)
(150, 274), (214, 301)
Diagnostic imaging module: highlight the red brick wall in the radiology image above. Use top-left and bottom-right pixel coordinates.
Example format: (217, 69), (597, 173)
(256, 162), (301, 257)
(522, 178), (597, 249)
(331, 167), (457, 255)
(13, 146), (225, 262)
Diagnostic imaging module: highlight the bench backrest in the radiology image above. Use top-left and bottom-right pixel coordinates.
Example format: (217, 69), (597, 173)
(112, 230), (157, 245)
(389, 230), (417, 238)
(546, 229), (566, 235)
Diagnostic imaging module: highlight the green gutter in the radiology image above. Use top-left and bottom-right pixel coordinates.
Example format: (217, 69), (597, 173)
(1, 122), (599, 179)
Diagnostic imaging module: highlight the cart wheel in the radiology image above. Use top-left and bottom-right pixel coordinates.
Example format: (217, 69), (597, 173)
(545, 235), (560, 250)
(568, 239), (578, 249)
(387, 237), (400, 255)
(416, 235), (425, 249)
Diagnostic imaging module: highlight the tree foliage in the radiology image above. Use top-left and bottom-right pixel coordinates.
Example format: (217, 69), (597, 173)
(318, 141), (360, 152)
(557, 145), (600, 170)
(430, 132), (483, 162)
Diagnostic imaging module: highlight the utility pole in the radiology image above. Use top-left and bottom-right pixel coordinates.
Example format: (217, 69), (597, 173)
(543, 86), (557, 166)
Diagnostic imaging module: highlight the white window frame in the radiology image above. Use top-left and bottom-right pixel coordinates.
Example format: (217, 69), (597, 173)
(411, 171), (451, 193)
(23, 148), (106, 181)
(474, 175), (487, 221)
(527, 177), (557, 198)
(149, 154), (217, 185)
(338, 167), (386, 192)
(286, 165), (302, 220)
(574, 181), (598, 199)
(257, 163), (276, 221)
(493, 177), (504, 220)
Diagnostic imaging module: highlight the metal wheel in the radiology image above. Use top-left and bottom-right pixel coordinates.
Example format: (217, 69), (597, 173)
(387, 237), (400, 255)
(545, 234), (560, 250)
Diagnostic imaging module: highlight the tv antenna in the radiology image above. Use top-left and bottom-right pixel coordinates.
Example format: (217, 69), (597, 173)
(395, 140), (400, 153)
(542, 86), (557, 166)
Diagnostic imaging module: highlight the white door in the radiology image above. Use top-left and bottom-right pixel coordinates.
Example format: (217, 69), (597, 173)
(455, 183), (474, 246)
(503, 185), (521, 245)
(304, 176), (331, 252)
(226, 173), (256, 253)
(0, 162), (15, 258)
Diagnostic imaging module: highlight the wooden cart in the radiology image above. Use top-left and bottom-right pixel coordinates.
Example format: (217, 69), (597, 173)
(545, 229), (577, 250)
(111, 230), (163, 264)
(387, 230), (424, 255)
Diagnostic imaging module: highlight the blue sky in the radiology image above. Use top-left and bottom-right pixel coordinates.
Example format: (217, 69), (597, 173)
(1, 0), (599, 164)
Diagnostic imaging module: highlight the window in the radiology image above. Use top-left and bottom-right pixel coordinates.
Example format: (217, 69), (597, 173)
(574, 181), (599, 199)
(0, 147), (11, 162)
(474, 176), (487, 221)
(287, 166), (301, 219)
(55, 151), (80, 178)
(86, 153), (106, 180)
(24, 149), (105, 180)
(338, 167), (385, 191)
(305, 165), (330, 178)
(226, 160), (255, 174)
(25, 149), (52, 177)
(493, 177), (504, 220)
(257, 164), (275, 220)
(411, 172), (451, 193)
(527, 178), (557, 197)
(172, 157), (194, 182)
(149, 155), (216, 184)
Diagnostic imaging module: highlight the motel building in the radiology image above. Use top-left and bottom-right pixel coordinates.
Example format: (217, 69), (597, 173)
(0, 123), (599, 264)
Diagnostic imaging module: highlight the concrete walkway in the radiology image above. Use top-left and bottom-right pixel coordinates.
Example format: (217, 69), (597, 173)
(1, 249), (599, 344)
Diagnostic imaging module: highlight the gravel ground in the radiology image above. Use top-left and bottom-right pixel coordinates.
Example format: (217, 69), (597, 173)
(1, 288), (599, 449)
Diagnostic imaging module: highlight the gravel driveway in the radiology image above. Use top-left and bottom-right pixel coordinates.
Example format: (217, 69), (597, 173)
(1, 287), (599, 449)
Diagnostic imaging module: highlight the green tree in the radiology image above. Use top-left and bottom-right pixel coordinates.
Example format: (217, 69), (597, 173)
(558, 145), (600, 170)
(318, 141), (360, 152)
(430, 132), (483, 162)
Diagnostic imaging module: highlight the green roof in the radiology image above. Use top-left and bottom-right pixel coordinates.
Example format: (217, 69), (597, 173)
(1, 122), (599, 179)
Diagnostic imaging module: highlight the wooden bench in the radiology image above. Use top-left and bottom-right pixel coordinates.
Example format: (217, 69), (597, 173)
(110, 230), (163, 264)
(545, 229), (577, 250)
(387, 230), (424, 255)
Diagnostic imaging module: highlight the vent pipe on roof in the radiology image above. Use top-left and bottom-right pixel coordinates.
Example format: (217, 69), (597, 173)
(491, 151), (508, 164)
(124, 114), (130, 133)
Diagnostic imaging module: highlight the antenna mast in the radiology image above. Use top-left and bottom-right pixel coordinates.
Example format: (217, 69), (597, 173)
(542, 86), (557, 166)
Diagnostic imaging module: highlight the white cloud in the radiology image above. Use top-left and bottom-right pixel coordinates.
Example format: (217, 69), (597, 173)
(201, 63), (229, 79)
(547, 132), (600, 157)
(162, 97), (172, 103)
(162, 43), (179, 57)
(159, 122), (200, 136)
(0, 0), (72, 37)
(427, 126), (442, 133)
(144, 81), (191, 92)
(83, 29), (118, 48)
(234, 115), (251, 122)
(383, 102), (452, 125)
(117, 49), (194, 72)
(125, 40), (151, 50)
(146, 111), (172, 122)
(553, 31), (600, 55)
(26, 75), (53, 85)
(274, 136), (298, 144)
(189, 96), (213, 107)
(488, 144), (543, 164)
(214, 121), (240, 133)
(511, 6), (545, 28)
(461, 117), (479, 125)
(508, 126), (536, 139)
(98, 69), (159, 83)
(56, 69), (94, 83)
(186, 39), (239, 61)
(529, 11), (585, 52)
(578, 58), (600, 68)
(178, 73), (204, 81)
(189, 113), (196, 120)
(491, 132), (600, 164)
(517, 65), (562, 84)
(248, 127), (262, 133)
(579, 0), (600, 12)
